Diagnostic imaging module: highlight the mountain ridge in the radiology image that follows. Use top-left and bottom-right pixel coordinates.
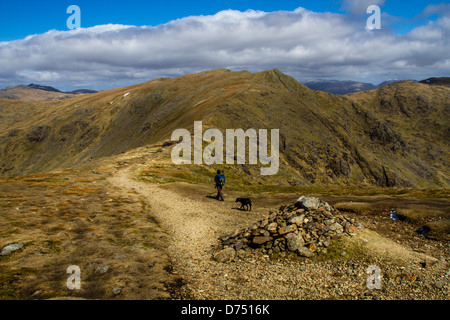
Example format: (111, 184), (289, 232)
(3, 75), (448, 99)
(0, 68), (448, 188)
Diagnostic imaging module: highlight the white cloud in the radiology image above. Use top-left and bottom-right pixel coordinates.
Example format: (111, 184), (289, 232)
(0, 7), (448, 90)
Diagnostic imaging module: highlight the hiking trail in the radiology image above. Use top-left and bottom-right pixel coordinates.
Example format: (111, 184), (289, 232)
(106, 165), (448, 300)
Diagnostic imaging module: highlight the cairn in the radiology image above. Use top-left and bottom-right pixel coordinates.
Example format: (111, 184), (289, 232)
(213, 196), (363, 262)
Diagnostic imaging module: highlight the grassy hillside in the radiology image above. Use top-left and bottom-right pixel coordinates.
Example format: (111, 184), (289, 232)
(346, 81), (449, 186)
(0, 69), (448, 188)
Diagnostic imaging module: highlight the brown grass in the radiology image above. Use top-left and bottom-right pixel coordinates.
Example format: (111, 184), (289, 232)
(334, 202), (375, 213)
(0, 171), (176, 300)
(63, 187), (102, 195)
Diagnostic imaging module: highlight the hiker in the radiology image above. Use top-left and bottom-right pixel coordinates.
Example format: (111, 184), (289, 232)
(214, 169), (225, 201)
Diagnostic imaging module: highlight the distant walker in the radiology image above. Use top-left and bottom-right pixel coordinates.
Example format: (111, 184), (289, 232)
(214, 170), (225, 201)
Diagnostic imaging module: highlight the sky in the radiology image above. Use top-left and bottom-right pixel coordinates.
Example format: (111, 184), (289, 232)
(0, 0), (448, 91)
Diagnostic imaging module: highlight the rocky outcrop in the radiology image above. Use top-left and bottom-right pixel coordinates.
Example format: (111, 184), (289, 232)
(26, 125), (51, 142)
(213, 197), (363, 261)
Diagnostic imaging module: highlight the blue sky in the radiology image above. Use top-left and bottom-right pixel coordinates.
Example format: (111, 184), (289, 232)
(0, 0), (443, 41)
(0, 1), (448, 90)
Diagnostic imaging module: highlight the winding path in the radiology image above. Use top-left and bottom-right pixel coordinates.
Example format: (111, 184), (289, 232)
(107, 166), (260, 298)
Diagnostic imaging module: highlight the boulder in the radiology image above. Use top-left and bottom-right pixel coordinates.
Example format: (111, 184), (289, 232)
(0, 243), (23, 256)
(296, 196), (321, 210)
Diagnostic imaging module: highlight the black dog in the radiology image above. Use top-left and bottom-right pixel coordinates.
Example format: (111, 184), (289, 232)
(236, 198), (252, 211)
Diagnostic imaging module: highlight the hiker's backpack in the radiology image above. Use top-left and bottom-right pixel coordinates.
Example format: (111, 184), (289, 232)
(217, 174), (225, 186)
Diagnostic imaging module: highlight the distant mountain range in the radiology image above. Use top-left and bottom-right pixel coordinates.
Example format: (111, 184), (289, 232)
(0, 83), (98, 101)
(26, 83), (98, 94)
(1, 76), (448, 101)
(303, 77), (449, 95)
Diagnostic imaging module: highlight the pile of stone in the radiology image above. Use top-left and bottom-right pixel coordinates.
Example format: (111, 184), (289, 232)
(213, 196), (363, 262)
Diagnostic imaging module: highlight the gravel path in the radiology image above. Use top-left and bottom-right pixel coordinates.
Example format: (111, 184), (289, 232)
(108, 167), (449, 300)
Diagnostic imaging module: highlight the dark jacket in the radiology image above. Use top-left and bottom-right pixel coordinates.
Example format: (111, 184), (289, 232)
(215, 173), (225, 186)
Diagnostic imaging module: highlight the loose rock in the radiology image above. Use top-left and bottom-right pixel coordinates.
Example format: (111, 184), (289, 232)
(298, 247), (314, 258)
(112, 287), (123, 295)
(285, 233), (305, 252)
(213, 247), (236, 262)
(252, 236), (273, 245)
(95, 265), (111, 273)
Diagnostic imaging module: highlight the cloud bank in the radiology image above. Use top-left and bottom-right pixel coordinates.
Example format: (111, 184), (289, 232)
(0, 6), (449, 90)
